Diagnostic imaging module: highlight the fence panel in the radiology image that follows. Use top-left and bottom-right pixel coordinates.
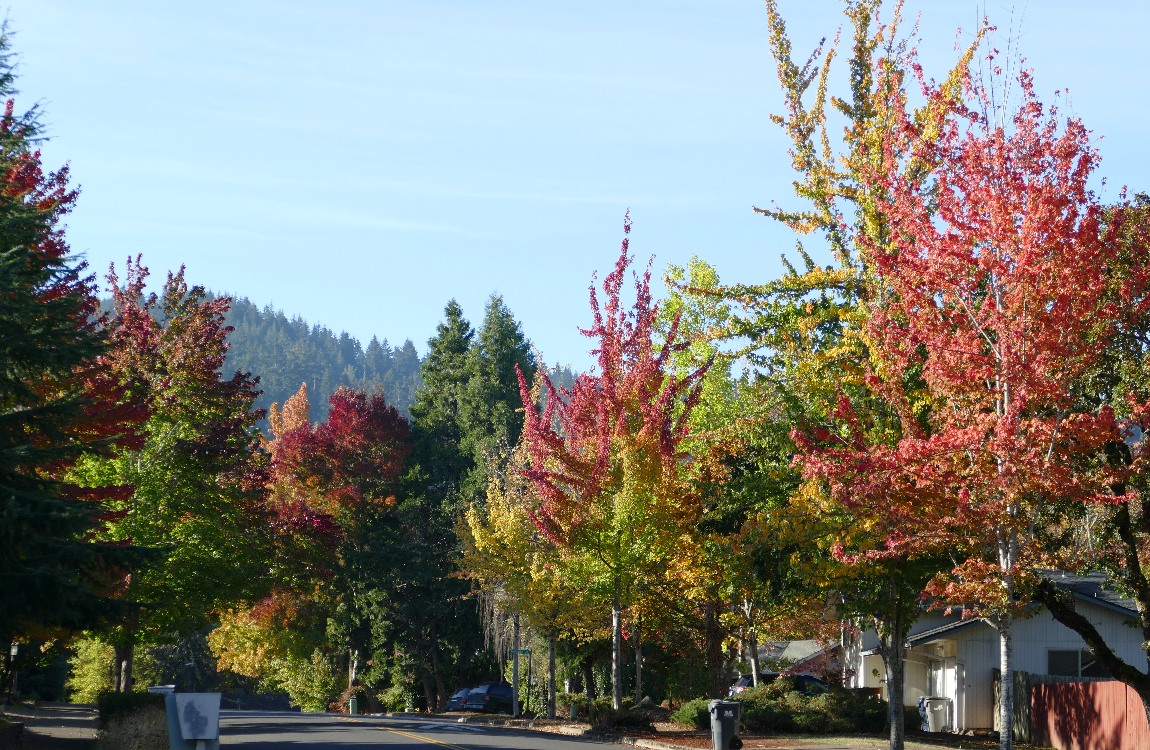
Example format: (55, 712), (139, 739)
(1031, 680), (1148, 750)
(1125, 685), (1149, 750)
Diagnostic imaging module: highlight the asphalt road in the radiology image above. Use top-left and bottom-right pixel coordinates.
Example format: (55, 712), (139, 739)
(220, 711), (626, 750)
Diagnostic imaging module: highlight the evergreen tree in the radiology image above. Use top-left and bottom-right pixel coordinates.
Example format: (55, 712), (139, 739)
(222, 296), (423, 423)
(0, 28), (139, 651)
(409, 299), (474, 508)
(460, 294), (537, 504)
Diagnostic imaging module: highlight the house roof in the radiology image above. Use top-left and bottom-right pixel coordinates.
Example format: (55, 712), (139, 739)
(860, 618), (987, 657)
(1044, 571), (1138, 617)
(764, 640), (824, 664)
(860, 572), (1137, 657)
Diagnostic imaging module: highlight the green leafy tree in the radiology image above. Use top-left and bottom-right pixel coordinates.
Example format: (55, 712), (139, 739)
(74, 259), (270, 691)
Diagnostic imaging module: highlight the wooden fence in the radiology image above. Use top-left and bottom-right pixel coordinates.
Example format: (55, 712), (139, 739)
(1030, 680), (1150, 750)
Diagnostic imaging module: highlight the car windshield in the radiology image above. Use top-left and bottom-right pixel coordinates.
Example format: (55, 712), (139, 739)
(470, 685), (490, 694)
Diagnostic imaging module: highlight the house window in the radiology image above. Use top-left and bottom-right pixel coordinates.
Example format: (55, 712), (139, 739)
(1048, 649), (1109, 678)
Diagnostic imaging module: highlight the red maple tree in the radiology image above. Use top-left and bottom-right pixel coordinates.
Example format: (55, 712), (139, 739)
(794, 66), (1150, 749)
(518, 215), (710, 709)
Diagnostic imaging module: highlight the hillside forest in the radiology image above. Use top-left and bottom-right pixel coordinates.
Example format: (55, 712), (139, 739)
(8, 4), (1150, 750)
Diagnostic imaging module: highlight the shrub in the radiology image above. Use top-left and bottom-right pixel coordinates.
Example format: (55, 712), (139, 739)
(666, 683), (888, 736)
(735, 683), (886, 735)
(96, 691), (166, 729)
(94, 693), (168, 750)
(267, 650), (341, 712)
(575, 695), (662, 732)
(66, 636), (115, 703)
(556, 691), (583, 718)
(671, 697), (711, 730)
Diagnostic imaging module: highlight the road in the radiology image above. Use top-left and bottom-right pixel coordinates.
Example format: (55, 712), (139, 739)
(220, 711), (628, 750)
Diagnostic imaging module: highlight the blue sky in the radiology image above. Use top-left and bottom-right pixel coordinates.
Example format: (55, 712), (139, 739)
(11, 1), (1150, 369)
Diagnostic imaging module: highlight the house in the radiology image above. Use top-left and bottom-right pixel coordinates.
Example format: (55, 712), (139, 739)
(768, 640), (844, 679)
(842, 573), (1143, 733)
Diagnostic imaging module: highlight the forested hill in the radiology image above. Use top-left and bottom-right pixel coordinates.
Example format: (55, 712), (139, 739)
(221, 296), (424, 422)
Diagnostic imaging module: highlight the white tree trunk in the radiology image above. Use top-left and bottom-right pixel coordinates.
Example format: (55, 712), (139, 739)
(612, 588), (623, 711)
(999, 613), (1015, 750)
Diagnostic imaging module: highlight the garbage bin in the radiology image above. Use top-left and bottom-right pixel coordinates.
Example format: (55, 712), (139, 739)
(707, 699), (742, 750)
(924, 697), (951, 733)
(349, 696), (358, 715)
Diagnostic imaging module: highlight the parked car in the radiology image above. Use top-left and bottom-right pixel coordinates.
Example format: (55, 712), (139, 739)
(444, 687), (471, 712)
(462, 682), (515, 714)
(729, 673), (829, 696)
(728, 675), (754, 695)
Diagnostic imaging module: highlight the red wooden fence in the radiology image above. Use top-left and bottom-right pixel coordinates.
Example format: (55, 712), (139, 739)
(1031, 681), (1150, 750)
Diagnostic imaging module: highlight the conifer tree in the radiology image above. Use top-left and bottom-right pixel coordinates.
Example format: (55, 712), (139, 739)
(460, 294), (537, 504)
(409, 300), (474, 508)
(0, 27), (140, 659)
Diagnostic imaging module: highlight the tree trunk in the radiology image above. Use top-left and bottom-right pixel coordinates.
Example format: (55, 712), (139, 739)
(547, 633), (557, 719)
(875, 609), (909, 750)
(114, 643), (134, 693)
(998, 613), (1015, 750)
(583, 657), (595, 703)
(997, 527), (1018, 750)
(748, 630), (761, 687)
(611, 587), (623, 710)
(420, 675), (434, 712)
(426, 623), (446, 711)
(633, 618), (642, 704)
(704, 601), (726, 698)
(512, 612), (521, 717)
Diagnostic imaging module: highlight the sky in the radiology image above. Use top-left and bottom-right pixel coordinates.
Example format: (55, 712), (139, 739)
(9, 1), (1150, 369)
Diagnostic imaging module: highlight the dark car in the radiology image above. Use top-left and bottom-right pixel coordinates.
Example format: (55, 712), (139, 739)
(462, 681), (515, 714)
(444, 687), (471, 712)
(729, 673), (829, 696)
(728, 675), (754, 695)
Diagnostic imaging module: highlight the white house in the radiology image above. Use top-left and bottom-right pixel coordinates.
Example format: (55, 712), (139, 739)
(843, 573), (1143, 733)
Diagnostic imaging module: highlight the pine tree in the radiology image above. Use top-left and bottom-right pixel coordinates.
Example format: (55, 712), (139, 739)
(409, 300), (474, 508)
(459, 294), (537, 504)
(0, 27), (139, 649)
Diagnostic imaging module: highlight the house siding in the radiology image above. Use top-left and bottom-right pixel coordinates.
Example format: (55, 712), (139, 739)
(848, 599), (1141, 733)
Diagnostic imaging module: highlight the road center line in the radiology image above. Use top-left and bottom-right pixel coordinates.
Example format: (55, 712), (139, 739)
(338, 718), (470, 749)
(377, 725), (470, 749)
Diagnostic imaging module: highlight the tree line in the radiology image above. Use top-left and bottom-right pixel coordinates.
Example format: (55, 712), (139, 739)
(221, 297), (424, 423)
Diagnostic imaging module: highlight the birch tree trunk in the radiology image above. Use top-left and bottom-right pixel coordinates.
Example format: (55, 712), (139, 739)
(611, 585), (623, 711)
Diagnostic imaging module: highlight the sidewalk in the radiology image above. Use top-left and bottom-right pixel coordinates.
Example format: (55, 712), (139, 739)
(1, 703), (97, 750)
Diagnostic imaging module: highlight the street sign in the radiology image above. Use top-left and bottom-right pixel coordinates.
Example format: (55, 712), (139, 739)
(518, 648), (531, 655)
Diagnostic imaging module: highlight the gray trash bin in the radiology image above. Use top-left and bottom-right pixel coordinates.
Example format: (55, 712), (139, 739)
(924, 697), (951, 732)
(707, 699), (742, 750)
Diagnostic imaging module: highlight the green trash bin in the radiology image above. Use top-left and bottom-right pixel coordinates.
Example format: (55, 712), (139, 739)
(349, 696), (358, 715)
(707, 699), (742, 750)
